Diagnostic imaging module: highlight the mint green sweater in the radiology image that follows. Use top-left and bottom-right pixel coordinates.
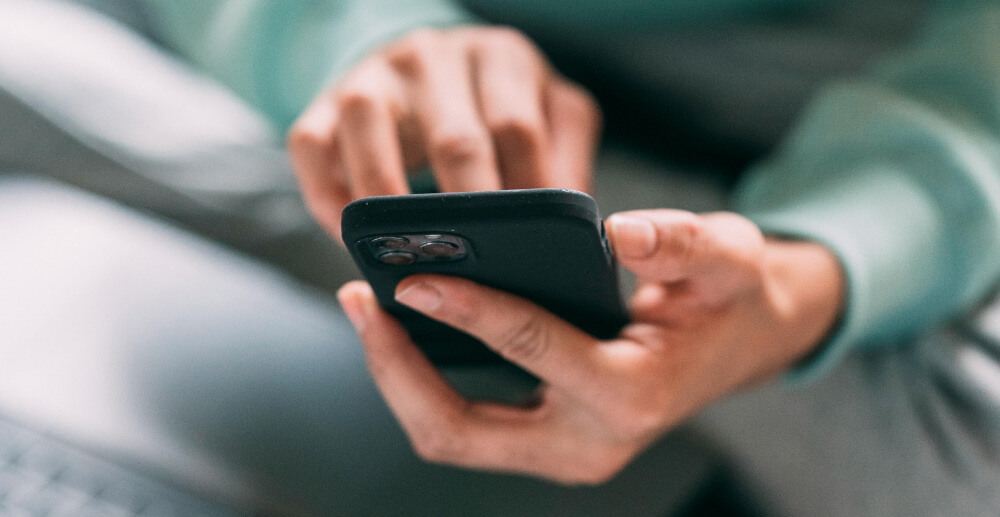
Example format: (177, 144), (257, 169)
(142, 0), (1000, 383)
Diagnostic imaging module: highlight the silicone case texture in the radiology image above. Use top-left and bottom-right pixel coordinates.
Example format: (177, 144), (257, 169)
(342, 189), (629, 365)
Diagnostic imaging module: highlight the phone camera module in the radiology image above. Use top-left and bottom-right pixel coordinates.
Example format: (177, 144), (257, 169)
(377, 250), (417, 265)
(419, 241), (459, 258)
(367, 233), (468, 265)
(370, 236), (409, 249)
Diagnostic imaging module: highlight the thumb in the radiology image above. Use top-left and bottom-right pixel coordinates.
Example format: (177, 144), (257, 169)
(605, 210), (764, 285)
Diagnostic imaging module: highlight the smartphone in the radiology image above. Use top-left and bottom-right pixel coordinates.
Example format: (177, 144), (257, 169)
(342, 189), (628, 365)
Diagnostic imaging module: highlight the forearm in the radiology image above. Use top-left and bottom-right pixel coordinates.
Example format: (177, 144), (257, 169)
(736, 1), (1000, 382)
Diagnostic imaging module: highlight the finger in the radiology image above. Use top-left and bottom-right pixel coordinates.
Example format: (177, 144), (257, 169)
(389, 31), (501, 192)
(473, 29), (551, 189)
(338, 281), (468, 428)
(339, 281), (505, 466)
(628, 282), (671, 322)
(287, 95), (353, 241)
(338, 281), (552, 471)
(545, 79), (600, 193)
(336, 61), (410, 199)
(342, 281), (632, 483)
(288, 95), (351, 242)
(605, 210), (764, 287)
(393, 274), (605, 394)
(626, 280), (704, 325)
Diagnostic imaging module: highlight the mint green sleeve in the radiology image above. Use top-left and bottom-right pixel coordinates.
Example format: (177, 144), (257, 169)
(735, 1), (1000, 383)
(139, 0), (476, 130)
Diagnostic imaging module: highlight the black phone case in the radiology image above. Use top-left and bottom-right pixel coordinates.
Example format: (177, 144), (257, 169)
(342, 189), (629, 365)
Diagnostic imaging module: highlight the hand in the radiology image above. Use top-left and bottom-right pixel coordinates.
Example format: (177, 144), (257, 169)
(337, 210), (844, 484)
(288, 27), (600, 240)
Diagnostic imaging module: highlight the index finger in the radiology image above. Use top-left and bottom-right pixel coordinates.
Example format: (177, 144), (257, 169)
(337, 281), (550, 472)
(389, 32), (502, 192)
(287, 95), (353, 241)
(336, 60), (411, 199)
(545, 79), (600, 193)
(393, 275), (606, 395)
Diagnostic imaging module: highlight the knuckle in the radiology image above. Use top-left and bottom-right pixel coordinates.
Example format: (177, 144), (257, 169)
(616, 406), (665, 440)
(286, 122), (330, 155)
(335, 87), (381, 117)
(486, 26), (532, 50)
(410, 419), (468, 463)
(663, 214), (702, 262)
(705, 212), (767, 273)
(488, 114), (544, 152)
(362, 166), (400, 187)
(387, 51), (422, 79)
(737, 216), (767, 256)
(559, 84), (601, 126)
(388, 30), (440, 78)
(565, 452), (628, 486)
(443, 286), (483, 329)
(600, 385), (670, 440)
(429, 132), (489, 169)
(711, 212), (760, 240)
(496, 314), (549, 364)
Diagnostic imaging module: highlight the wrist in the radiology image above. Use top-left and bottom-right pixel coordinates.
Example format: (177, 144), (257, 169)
(762, 238), (846, 370)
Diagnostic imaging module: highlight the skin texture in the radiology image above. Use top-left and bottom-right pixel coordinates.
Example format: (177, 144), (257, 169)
(337, 209), (844, 484)
(287, 27), (600, 241)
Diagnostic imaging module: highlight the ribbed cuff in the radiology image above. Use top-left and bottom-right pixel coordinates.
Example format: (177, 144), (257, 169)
(738, 167), (945, 384)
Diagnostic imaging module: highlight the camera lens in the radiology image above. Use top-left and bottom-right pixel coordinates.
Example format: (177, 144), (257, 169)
(420, 241), (459, 258)
(370, 236), (409, 249)
(377, 250), (416, 265)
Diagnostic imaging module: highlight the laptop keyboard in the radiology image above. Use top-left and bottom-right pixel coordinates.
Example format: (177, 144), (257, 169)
(0, 416), (244, 517)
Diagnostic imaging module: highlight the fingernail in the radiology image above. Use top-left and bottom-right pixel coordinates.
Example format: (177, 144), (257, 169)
(395, 282), (443, 312)
(340, 292), (369, 333)
(608, 215), (658, 259)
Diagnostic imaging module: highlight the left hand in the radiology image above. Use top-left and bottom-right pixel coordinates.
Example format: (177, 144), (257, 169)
(337, 209), (844, 484)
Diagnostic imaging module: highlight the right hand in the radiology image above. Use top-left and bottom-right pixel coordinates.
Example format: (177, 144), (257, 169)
(336, 210), (844, 483)
(288, 26), (601, 241)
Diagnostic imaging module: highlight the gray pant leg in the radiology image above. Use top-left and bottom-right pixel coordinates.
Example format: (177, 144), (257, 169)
(692, 312), (1000, 517)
